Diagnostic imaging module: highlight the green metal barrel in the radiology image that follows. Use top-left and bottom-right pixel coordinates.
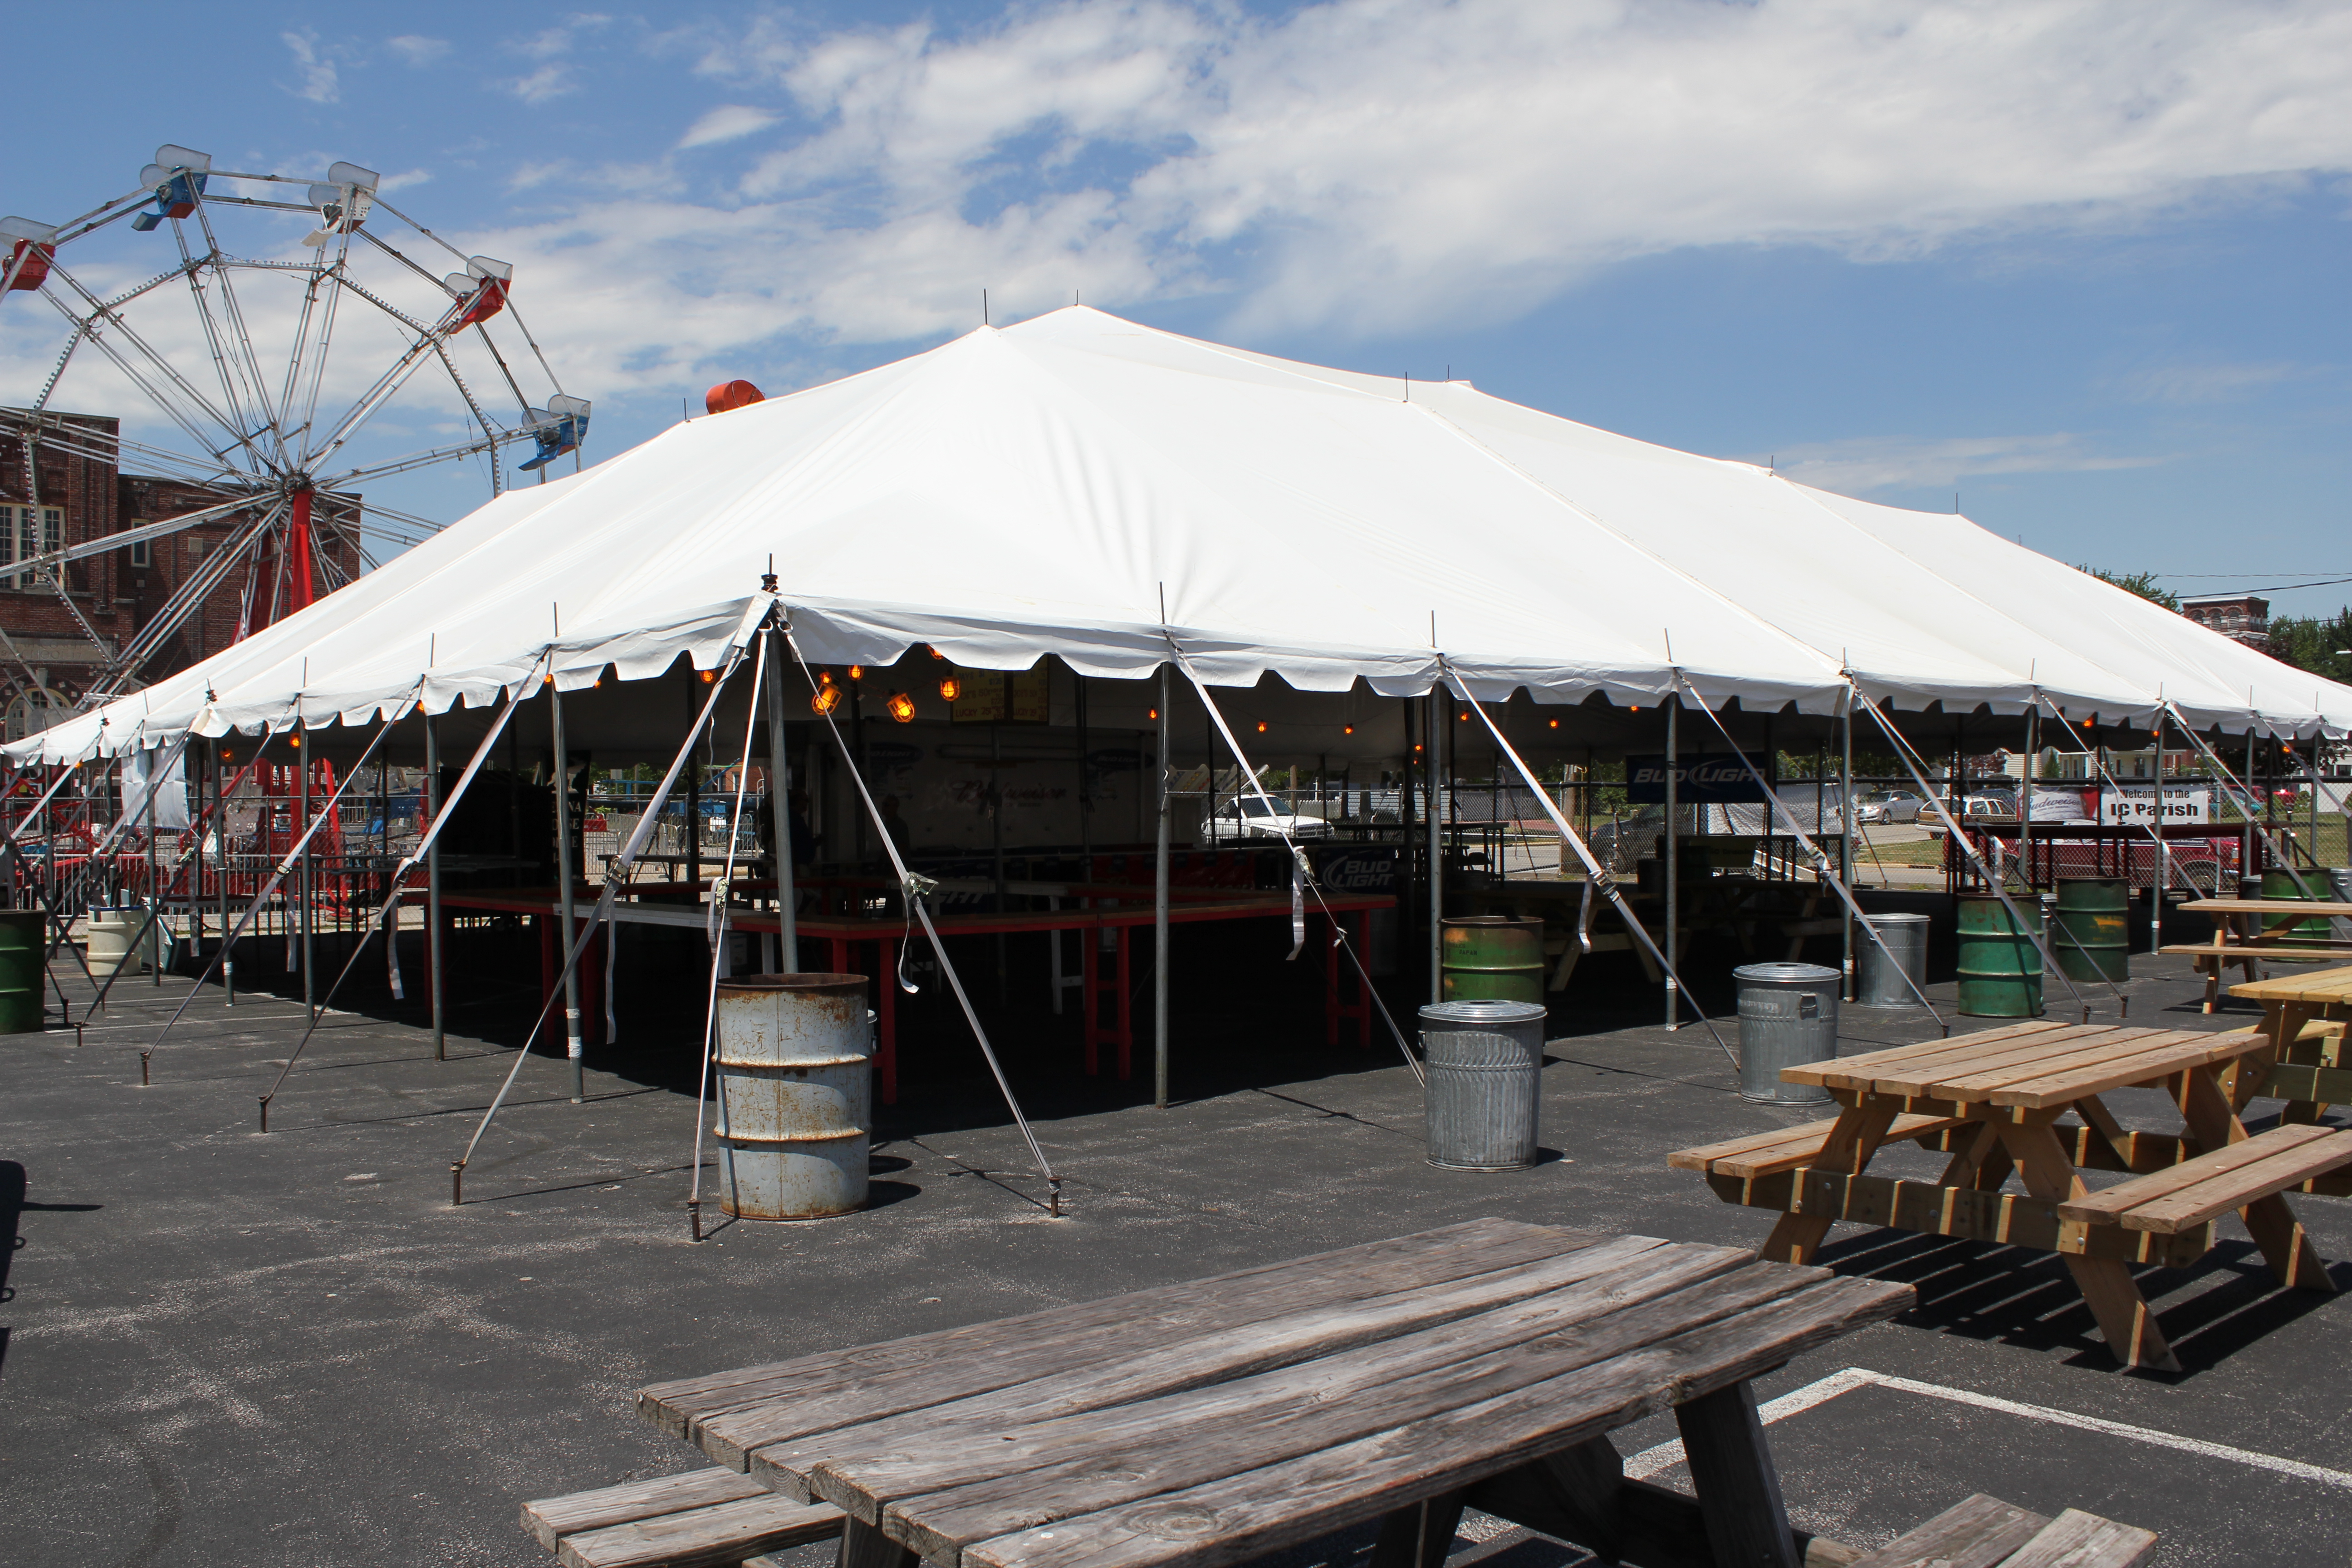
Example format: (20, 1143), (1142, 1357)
(1956, 894), (2044, 1018)
(0, 909), (45, 1034)
(2052, 877), (2130, 984)
(1441, 916), (1546, 1004)
(2260, 870), (2332, 940)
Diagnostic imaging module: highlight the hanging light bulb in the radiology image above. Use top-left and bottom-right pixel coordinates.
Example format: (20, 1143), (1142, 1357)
(886, 691), (916, 723)
(1256, 720), (1268, 733)
(938, 676), (961, 702)
(811, 683), (843, 716)
(1458, 710), (1470, 722)
(700, 669), (715, 684)
(1343, 724), (1355, 735)
(927, 645), (946, 660)
(848, 665), (864, 680)
(1548, 718), (1560, 729)
(1147, 707), (1159, 720)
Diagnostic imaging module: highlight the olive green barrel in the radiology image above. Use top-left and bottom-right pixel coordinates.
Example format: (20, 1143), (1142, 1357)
(1440, 916), (1546, 1004)
(1956, 894), (2044, 1018)
(0, 909), (44, 1034)
(2052, 877), (2130, 985)
(2260, 870), (2333, 940)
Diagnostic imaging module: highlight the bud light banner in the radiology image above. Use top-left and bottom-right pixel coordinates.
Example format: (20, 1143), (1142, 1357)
(1622, 754), (1770, 804)
(1310, 844), (1399, 893)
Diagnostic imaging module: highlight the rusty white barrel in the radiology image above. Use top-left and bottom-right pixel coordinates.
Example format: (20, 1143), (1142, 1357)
(714, 973), (871, 1220)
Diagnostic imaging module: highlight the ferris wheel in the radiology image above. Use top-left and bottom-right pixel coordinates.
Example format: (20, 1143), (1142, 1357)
(0, 143), (588, 710)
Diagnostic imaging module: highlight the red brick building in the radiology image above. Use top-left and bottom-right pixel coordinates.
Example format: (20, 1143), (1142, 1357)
(1, 411), (356, 740)
(2180, 593), (2269, 651)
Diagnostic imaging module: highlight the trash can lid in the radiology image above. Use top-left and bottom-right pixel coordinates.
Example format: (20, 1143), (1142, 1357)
(1731, 963), (1842, 983)
(1418, 1000), (1548, 1025)
(1863, 912), (1931, 926)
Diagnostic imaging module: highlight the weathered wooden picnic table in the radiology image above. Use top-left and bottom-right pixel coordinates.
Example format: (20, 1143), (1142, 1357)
(2171, 896), (2352, 1013)
(1672, 1021), (2352, 1372)
(636, 1218), (1912, 1568)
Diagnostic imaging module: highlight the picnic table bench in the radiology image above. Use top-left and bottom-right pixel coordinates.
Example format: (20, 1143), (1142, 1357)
(2170, 897), (2352, 1013)
(1672, 1021), (2352, 1370)
(631, 1218), (1919, 1568)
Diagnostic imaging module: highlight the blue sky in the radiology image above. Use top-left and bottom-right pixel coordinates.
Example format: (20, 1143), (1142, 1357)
(3, 1), (2347, 615)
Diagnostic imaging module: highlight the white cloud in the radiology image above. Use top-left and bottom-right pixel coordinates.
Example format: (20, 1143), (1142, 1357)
(1759, 435), (2161, 496)
(281, 30), (339, 105)
(507, 65), (576, 105)
(387, 35), (449, 67)
(378, 168), (432, 193)
(2123, 362), (2306, 404)
(679, 105), (781, 150)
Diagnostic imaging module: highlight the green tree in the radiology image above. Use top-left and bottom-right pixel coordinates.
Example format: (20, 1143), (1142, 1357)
(2079, 566), (2180, 610)
(2266, 607), (2352, 684)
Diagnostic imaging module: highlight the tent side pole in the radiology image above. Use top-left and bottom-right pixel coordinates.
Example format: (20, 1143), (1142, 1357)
(219, 741), (234, 1006)
(1840, 696), (1855, 1002)
(144, 745), (160, 985)
(2021, 703), (2038, 902)
(426, 713), (443, 1059)
(763, 625), (796, 971)
(551, 685), (584, 1103)
(1427, 694), (1442, 1007)
(2151, 713), (2166, 952)
(1154, 666), (1171, 1110)
(1665, 696), (1680, 1030)
(300, 742), (314, 1019)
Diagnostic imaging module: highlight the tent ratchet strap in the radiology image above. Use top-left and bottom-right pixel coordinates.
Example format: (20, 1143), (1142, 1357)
(1674, 675), (1949, 1034)
(259, 661), (549, 1125)
(1853, 689), (2113, 1022)
(687, 632), (769, 1241)
(453, 597), (775, 1206)
(1442, 662), (1739, 1070)
(1180, 661), (1426, 1087)
(784, 619), (1065, 1216)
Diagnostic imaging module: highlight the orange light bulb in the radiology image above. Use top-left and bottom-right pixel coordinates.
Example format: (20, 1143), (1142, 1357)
(700, 670), (714, 684)
(1147, 707), (1158, 720)
(886, 691), (916, 723)
(1548, 718), (1559, 729)
(848, 665), (863, 680)
(811, 684), (843, 715)
(1343, 725), (1355, 735)
(1256, 720), (1268, 733)
(939, 676), (961, 701)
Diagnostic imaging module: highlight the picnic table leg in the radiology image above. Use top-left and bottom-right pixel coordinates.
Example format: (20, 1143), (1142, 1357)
(2177, 1064), (2334, 1292)
(837, 1516), (916, 1568)
(1676, 1379), (1802, 1568)
(1369, 1487), (1468, 1568)
(1757, 1101), (1896, 1265)
(1996, 1118), (2180, 1371)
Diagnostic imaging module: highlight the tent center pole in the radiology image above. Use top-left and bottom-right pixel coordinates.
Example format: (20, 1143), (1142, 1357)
(2151, 712), (2166, 951)
(425, 713), (443, 1059)
(1665, 696), (1679, 1030)
(1427, 694), (1442, 1007)
(762, 624), (797, 971)
(1839, 699), (1855, 1002)
(551, 682), (584, 1103)
(1154, 667), (1171, 1110)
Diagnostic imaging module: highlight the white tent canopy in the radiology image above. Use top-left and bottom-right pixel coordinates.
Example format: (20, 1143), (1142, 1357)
(11, 306), (2347, 764)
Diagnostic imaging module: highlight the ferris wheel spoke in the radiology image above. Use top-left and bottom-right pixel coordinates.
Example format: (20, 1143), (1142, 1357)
(315, 431), (506, 490)
(81, 504), (285, 705)
(5, 492), (266, 581)
(170, 220), (271, 460)
(35, 286), (235, 464)
(39, 264), (268, 470)
(301, 329), (448, 475)
(188, 202), (287, 459)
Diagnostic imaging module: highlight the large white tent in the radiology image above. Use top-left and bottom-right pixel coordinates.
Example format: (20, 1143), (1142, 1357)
(10, 305), (2347, 764)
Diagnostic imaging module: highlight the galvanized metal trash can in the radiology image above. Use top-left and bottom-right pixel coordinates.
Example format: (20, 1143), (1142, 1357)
(1733, 962), (1840, 1103)
(0, 909), (44, 1034)
(1857, 914), (1930, 1007)
(713, 973), (871, 1220)
(1419, 1000), (1546, 1171)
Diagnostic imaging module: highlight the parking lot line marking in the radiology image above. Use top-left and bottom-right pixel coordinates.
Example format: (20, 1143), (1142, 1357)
(1623, 1367), (2352, 1491)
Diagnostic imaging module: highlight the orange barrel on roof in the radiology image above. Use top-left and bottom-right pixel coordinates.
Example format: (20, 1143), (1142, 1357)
(705, 379), (765, 415)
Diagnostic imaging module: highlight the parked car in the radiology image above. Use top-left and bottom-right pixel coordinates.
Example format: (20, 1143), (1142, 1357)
(1202, 795), (1333, 842)
(1855, 790), (1926, 824)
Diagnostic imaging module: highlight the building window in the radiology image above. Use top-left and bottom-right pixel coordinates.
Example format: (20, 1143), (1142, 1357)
(0, 505), (64, 589)
(130, 537), (151, 568)
(2, 685), (69, 741)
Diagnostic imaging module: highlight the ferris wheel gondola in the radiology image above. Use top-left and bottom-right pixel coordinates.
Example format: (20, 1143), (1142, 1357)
(0, 143), (588, 710)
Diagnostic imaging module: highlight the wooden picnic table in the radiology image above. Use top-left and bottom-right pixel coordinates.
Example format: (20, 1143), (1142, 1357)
(2174, 897), (2352, 1013)
(2229, 962), (2352, 1123)
(1673, 1021), (2352, 1371)
(637, 1218), (1911, 1568)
